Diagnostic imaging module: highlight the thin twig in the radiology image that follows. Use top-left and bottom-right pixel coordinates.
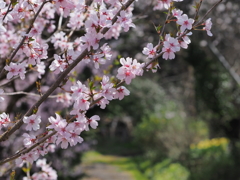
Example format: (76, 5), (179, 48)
(57, 10), (64, 31)
(194, 0), (222, 26)
(193, 0), (203, 21)
(2, 91), (58, 98)
(2, 3), (12, 22)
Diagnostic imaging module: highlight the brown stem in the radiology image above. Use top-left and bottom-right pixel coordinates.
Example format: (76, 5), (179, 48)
(2, 3), (12, 22)
(194, 0), (222, 26)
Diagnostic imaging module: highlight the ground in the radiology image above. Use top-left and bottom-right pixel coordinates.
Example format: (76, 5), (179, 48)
(79, 151), (134, 180)
(81, 162), (133, 180)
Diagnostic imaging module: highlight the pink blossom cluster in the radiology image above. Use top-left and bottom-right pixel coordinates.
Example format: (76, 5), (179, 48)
(117, 57), (144, 84)
(23, 158), (57, 180)
(16, 132), (56, 167)
(0, 0), (217, 178)
(0, 0), (137, 82)
(142, 7), (213, 61)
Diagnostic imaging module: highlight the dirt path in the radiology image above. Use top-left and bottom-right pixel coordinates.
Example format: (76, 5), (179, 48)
(78, 151), (134, 180)
(81, 162), (134, 180)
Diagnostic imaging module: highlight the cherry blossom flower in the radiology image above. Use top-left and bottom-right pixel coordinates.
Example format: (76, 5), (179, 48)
(29, 159), (58, 180)
(154, 0), (172, 10)
(54, 119), (68, 136)
(0, 0), (6, 9)
(17, 62), (27, 80)
(146, 62), (160, 73)
(172, 9), (183, 18)
(0, 21), (6, 32)
(71, 80), (89, 99)
(92, 53), (106, 69)
(101, 75), (111, 86)
(16, 154), (28, 167)
(74, 94), (90, 111)
(114, 86), (130, 100)
(50, 54), (68, 74)
(23, 133), (37, 148)
(4, 62), (26, 80)
(117, 10), (135, 32)
(162, 35), (180, 60)
(203, 18), (213, 36)
(101, 43), (112, 60)
(68, 128), (84, 146)
(117, 57), (144, 84)
(36, 158), (47, 167)
(56, 93), (72, 106)
(164, 36), (180, 52)
(68, 8), (85, 29)
(56, 133), (71, 149)
(0, 112), (10, 130)
(162, 46), (175, 60)
(4, 62), (19, 79)
(23, 114), (41, 131)
(86, 115), (100, 131)
(177, 14), (194, 32)
(67, 118), (86, 132)
(53, 0), (75, 13)
(142, 43), (157, 58)
(80, 32), (103, 50)
(25, 151), (39, 164)
(47, 113), (63, 130)
(117, 68), (136, 84)
(177, 32), (192, 49)
(100, 76), (116, 100)
(37, 62), (46, 79)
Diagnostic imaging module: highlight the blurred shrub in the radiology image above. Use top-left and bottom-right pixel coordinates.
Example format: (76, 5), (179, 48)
(143, 159), (189, 180)
(188, 137), (239, 180)
(105, 77), (166, 122)
(133, 101), (208, 161)
(190, 137), (229, 151)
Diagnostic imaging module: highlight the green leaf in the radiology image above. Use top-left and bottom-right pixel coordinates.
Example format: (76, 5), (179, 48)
(155, 25), (162, 33)
(11, 0), (18, 7)
(10, 170), (15, 180)
(29, 37), (35, 42)
(22, 167), (30, 173)
(88, 80), (94, 90)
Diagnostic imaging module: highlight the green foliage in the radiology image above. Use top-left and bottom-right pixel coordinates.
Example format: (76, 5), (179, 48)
(187, 137), (239, 180)
(82, 151), (190, 180)
(106, 77), (166, 122)
(133, 100), (208, 161)
(186, 43), (240, 120)
(147, 161), (189, 180)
